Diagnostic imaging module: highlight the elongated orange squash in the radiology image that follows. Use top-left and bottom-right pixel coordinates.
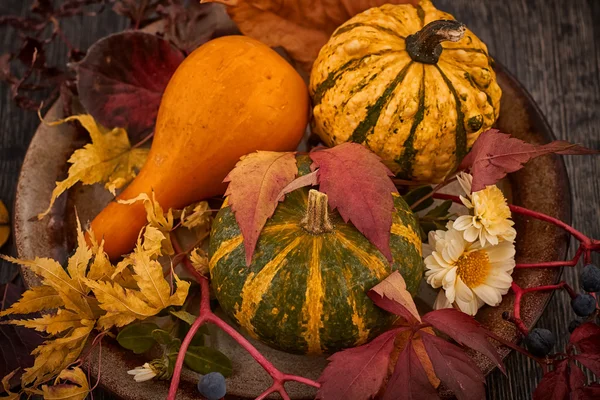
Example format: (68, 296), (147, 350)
(90, 36), (309, 259)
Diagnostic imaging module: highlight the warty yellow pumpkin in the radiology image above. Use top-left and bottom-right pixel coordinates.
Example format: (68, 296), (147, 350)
(310, 0), (501, 183)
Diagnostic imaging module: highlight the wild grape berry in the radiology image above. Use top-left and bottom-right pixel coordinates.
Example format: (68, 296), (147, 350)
(568, 319), (582, 333)
(571, 294), (597, 317)
(581, 263), (600, 293)
(197, 372), (226, 400)
(524, 328), (555, 357)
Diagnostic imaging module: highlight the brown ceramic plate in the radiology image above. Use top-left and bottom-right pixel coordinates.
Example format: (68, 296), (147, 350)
(13, 63), (570, 399)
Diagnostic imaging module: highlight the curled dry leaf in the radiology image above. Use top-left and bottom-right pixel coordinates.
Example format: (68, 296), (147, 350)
(179, 201), (212, 230)
(38, 115), (149, 219)
(0, 200), (9, 248)
(1, 369), (19, 399)
(368, 271), (421, 324)
(190, 248), (209, 276)
(205, 0), (419, 71)
(76, 32), (185, 141)
(224, 151), (298, 265)
(460, 129), (598, 192)
(41, 366), (89, 400)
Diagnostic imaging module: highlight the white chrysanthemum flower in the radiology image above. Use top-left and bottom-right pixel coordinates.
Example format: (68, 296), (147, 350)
(453, 172), (516, 246)
(127, 363), (158, 382)
(425, 221), (516, 316)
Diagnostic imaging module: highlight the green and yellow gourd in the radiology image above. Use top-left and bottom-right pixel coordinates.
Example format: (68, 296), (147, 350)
(310, 0), (501, 183)
(208, 156), (423, 354)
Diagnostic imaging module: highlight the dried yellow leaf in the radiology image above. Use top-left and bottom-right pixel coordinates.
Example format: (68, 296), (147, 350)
(119, 192), (174, 255)
(0, 200), (9, 249)
(1, 369), (20, 400)
(38, 114), (149, 219)
(0, 285), (63, 317)
(12, 309), (84, 335)
(190, 248), (209, 276)
(180, 201), (212, 230)
(42, 366), (89, 400)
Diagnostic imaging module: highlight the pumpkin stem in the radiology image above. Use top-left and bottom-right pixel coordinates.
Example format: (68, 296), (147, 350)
(405, 20), (466, 64)
(301, 189), (333, 234)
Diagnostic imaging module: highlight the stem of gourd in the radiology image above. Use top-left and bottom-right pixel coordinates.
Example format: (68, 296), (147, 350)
(301, 189), (333, 234)
(405, 20), (466, 64)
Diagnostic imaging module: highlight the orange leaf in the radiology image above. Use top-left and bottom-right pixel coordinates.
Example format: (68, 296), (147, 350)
(390, 328), (440, 389)
(203, 0), (419, 71)
(224, 151), (298, 265)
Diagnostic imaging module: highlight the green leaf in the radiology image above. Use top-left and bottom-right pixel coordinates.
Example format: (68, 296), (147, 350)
(184, 346), (233, 377)
(424, 200), (452, 219)
(151, 328), (181, 348)
(116, 322), (159, 354)
(402, 186), (433, 212)
(178, 322), (205, 346)
(170, 310), (197, 325)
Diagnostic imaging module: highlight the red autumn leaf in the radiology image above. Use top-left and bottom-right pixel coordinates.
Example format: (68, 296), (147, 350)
(382, 340), (438, 400)
(309, 143), (398, 261)
(533, 360), (569, 400)
(574, 353), (600, 377)
(224, 151), (298, 265)
(459, 129), (598, 192)
(569, 362), (586, 393)
(421, 308), (505, 374)
(368, 271), (421, 325)
(276, 170), (319, 201)
(77, 32), (185, 141)
(573, 383), (600, 400)
(316, 327), (405, 400)
(570, 322), (600, 354)
(420, 332), (485, 400)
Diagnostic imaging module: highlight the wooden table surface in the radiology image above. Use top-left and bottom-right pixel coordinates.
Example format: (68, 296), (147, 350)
(0, 1), (598, 399)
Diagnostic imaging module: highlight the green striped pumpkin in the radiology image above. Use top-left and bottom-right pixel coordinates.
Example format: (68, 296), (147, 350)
(309, 0), (501, 183)
(208, 156), (423, 354)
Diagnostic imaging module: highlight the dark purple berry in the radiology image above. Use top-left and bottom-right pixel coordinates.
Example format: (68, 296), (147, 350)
(524, 328), (555, 357)
(568, 319), (582, 333)
(198, 372), (226, 400)
(571, 294), (597, 317)
(581, 263), (600, 293)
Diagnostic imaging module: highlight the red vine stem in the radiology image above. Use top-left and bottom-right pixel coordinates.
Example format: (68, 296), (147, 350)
(167, 236), (320, 400)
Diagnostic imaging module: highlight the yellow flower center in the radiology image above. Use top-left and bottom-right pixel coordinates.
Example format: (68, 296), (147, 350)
(456, 250), (490, 288)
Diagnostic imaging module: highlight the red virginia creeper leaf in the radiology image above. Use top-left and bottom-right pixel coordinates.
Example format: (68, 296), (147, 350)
(382, 340), (438, 400)
(224, 151), (298, 265)
(569, 362), (586, 393)
(422, 308), (505, 374)
(316, 327), (405, 400)
(570, 322), (600, 354)
(574, 353), (600, 377)
(309, 143), (398, 261)
(76, 32), (185, 141)
(573, 383), (600, 400)
(420, 332), (485, 400)
(459, 129), (598, 192)
(276, 170), (318, 201)
(368, 271), (421, 325)
(533, 360), (569, 400)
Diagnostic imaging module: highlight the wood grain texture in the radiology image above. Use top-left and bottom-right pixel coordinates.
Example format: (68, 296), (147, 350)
(0, 0), (598, 399)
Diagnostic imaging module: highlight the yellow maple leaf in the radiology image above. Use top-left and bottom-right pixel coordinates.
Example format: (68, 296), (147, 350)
(11, 309), (84, 335)
(41, 366), (89, 400)
(190, 247), (209, 276)
(0, 285), (63, 317)
(22, 321), (94, 385)
(118, 192), (174, 255)
(1, 369), (20, 400)
(87, 229), (137, 289)
(37, 114), (149, 219)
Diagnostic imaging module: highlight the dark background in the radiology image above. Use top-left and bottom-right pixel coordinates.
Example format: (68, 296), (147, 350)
(0, 0), (599, 399)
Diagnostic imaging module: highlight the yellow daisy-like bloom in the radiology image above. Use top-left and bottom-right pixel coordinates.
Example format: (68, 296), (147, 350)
(453, 172), (516, 246)
(424, 221), (516, 316)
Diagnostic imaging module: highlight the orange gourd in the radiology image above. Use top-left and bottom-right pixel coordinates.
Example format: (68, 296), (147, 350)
(90, 36), (309, 259)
